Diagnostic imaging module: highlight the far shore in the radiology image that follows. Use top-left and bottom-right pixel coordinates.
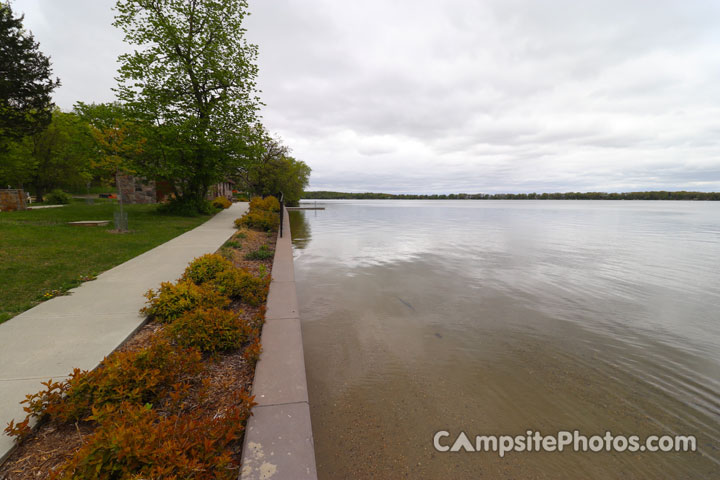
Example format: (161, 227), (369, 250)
(302, 190), (719, 201)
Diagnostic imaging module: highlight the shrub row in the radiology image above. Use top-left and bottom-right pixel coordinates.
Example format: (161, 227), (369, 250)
(52, 395), (254, 479)
(6, 252), (270, 477)
(235, 195), (280, 231)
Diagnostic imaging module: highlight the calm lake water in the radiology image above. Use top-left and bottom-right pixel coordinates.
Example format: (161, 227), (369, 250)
(289, 200), (720, 479)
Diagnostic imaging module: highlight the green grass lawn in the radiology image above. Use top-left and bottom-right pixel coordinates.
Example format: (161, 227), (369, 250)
(0, 200), (215, 324)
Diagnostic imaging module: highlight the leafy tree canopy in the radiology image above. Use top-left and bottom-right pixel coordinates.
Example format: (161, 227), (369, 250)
(75, 101), (146, 183)
(1, 109), (94, 199)
(236, 128), (311, 206)
(113, 0), (261, 213)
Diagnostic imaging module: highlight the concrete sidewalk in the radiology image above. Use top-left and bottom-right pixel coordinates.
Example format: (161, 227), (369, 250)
(0, 202), (248, 462)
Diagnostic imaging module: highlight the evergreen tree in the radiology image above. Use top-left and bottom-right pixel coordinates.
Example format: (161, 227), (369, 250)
(0, 2), (60, 148)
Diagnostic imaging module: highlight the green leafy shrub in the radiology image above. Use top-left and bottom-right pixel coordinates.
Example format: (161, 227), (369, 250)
(50, 395), (254, 480)
(167, 307), (252, 354)
(142, 280), (229, 323)
(245, 244), (274, 260)
(157, 197), (214, 216)
(182, 254), (234, 285)
(223, 240), (241, 249)
(213, 268), (269, 306)
(45, 189), (72, 204)
(212, 196), (232, 209)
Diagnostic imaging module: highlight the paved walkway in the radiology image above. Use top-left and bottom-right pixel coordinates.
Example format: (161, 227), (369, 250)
(0, 202), (247, 462)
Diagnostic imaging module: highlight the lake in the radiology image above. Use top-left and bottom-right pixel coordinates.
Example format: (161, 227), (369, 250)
(289, 200), (720, 479)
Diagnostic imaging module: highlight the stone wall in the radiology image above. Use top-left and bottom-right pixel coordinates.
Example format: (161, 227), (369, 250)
(117, 175), (157, 204)
(0, 189), (27, 212)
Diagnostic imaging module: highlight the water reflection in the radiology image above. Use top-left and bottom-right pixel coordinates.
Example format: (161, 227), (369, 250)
(289, 208), (311, 249)
(290, 201), (720, 479)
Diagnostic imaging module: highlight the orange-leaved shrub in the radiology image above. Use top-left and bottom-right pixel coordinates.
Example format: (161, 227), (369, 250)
(212, 196), (232, 209)
(213, 268), (269, 306)
(166, 307), (252, 354)
(142, 280), (229, 323)
(182, 253), (234, 285)
(5, 339), (203, 438)
(243, 337), (262, 367)
(50, 394), (255, 480)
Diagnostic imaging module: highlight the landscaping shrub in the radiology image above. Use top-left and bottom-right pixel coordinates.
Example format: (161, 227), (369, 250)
(223, 240), (241, 249)
(245, 244), (274, 260)
(213, 268), (269, 306)
(167, 307), (250, 354)
(5, 339), (203, 436)
(45, 189), (72, 205)
(235, 210), (278, 231)
(157, 197), (215, 216)
(50, 395), (254, 480)
(142, 280), (229, 323)
(236, 195), (281, 231)
(212, 196), (232, 209)
(249, 195), (280, 212)
(243, 337), (262, 367)
(182, 254), (234, 285)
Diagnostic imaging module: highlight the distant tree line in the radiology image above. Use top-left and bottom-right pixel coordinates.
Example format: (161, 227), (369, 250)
(303, 191), (720, 201)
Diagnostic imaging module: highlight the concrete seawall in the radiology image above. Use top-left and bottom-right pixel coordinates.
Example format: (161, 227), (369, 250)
(240, 208), (318, 479)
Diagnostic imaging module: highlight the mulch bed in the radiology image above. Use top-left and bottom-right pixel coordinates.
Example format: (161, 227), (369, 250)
(0, 226), (276, 479)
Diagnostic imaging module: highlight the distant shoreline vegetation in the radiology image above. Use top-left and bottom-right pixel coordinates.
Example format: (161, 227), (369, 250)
(302, 191), (720, 201)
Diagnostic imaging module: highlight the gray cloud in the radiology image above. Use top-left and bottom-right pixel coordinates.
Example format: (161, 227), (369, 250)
(12, 0), (720, 193)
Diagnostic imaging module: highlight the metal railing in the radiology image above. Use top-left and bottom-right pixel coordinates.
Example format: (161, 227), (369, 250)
(277, 191), (285, 237)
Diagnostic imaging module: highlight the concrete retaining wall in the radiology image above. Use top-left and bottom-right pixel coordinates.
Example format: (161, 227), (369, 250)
(240, 208), (318, 480)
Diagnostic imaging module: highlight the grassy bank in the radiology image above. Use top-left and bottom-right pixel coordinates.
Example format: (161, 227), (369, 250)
(0, 200), (214, 324)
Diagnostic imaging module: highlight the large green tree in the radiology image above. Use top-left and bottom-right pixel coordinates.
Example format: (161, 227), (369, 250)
(236, 129), (311, 206)
(0, 2), (60, 149)
(113, 0), (261, 213)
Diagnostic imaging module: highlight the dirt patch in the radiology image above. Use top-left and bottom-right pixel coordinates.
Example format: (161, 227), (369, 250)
(220, 228), (275, 277)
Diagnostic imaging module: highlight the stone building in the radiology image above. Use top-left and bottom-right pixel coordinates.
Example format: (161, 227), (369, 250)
(116, 174), (234, 205)
(116, 175), (157, 204)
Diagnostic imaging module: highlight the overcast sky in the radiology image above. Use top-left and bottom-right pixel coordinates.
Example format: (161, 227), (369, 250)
(11, 0), (720, 193)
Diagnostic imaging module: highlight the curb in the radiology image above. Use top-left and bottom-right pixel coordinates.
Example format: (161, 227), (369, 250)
(240, 208), (318, 480)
